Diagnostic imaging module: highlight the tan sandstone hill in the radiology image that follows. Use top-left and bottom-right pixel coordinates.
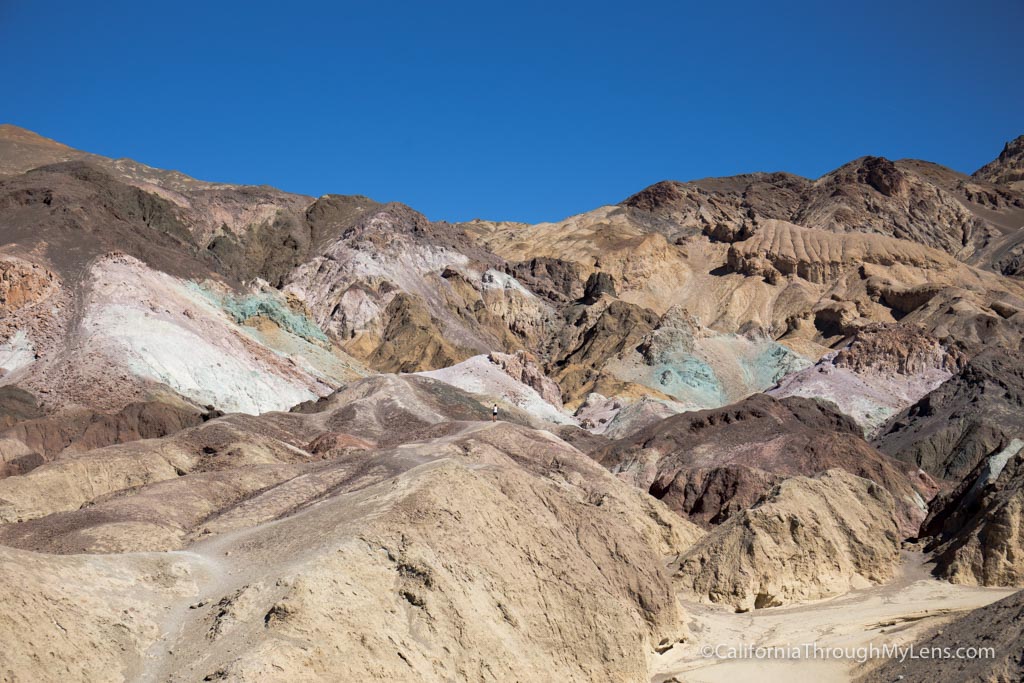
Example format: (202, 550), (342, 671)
(0, 375), (702, 682)
(676, 469), (903, 612)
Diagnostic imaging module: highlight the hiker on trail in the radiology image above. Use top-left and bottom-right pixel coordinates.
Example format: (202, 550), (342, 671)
(492, 404), (498, 422)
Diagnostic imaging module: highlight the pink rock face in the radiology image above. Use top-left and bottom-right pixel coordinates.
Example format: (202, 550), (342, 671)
(769, 323), (960, 438)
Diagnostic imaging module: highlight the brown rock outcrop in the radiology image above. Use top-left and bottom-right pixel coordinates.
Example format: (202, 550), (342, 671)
(918, 438), (1024, 586)
(0, 257), (57, 315)
(595, 394), (932, 534)
(503, 256), (585, 302)
(553, 299), (661, 405)
(975, 135), (1024, 190)
(365, 293), (472, 373)
(831, 323), (961, 375)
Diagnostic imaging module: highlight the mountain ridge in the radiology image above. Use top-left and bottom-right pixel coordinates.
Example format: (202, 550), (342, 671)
(3, 123), (1024, 682)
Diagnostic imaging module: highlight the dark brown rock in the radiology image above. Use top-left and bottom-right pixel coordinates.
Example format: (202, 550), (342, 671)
(594, 394), (934, 534)
(874, 349), (1024, 480)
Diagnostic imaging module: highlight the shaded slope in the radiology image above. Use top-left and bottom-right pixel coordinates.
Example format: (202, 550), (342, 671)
(874, 349), (1024, 480)
(594, 394), (932, 534)
(918, 439), (1024, 586)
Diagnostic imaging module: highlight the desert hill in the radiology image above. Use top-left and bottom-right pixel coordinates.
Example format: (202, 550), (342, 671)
(2, 124), (1024, 681)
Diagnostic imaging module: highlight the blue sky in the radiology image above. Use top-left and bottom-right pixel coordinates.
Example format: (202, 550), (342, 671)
(2, 0), (1022, 222)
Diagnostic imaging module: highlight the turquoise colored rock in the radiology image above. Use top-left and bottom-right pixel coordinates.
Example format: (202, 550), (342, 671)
(188, 283), (328, 344)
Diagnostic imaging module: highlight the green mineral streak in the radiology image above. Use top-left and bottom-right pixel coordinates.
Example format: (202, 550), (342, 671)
(187, 283), (328, 344)
(741, 343), (812, 389)
(653, 357), (727, 407)
(644, 337), (810, 408)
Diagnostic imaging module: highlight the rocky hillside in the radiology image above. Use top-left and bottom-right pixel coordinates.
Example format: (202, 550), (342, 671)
(0, 375), (702, 681)
(975, 135), (1024, 191)
(2, 124), (1024, 681)
(592, 393), (934, 534)
(676, 469), (904, 611)
(3, 124), (1023, 423)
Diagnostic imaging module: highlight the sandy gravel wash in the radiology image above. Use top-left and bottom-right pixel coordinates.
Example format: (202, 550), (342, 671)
(651, 552), (1017, 683)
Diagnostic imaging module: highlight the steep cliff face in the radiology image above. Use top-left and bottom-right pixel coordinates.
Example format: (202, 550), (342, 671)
(917, 439), (1024, 586)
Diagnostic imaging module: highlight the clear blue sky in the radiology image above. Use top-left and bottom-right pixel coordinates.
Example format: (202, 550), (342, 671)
(2, 0), (1022, 223)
